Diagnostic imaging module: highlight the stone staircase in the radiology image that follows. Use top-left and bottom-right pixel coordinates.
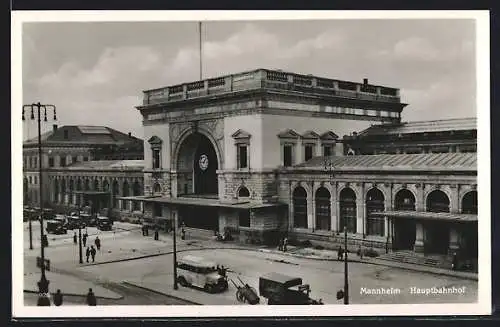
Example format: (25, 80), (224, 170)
(378, 250), (452, 269)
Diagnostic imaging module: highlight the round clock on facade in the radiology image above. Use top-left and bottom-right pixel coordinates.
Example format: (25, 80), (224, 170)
(199, 154), (209, 171)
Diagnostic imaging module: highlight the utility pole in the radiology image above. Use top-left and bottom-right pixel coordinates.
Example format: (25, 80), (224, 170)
(23, 102), (57, 306)
(344, 226), (349, 305)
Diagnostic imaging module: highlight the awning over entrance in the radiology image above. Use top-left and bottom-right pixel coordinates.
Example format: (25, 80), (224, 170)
(122, 195), (287, 210)
(372, 210), (477, 223)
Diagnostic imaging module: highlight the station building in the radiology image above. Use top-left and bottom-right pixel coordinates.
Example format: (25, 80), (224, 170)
(129, 68), (477, 262)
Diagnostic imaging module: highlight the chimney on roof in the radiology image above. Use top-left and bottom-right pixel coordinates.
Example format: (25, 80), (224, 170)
(363, 78), (368, 85)
(128, 132), (132, 138)
(53, 124), (58, 133)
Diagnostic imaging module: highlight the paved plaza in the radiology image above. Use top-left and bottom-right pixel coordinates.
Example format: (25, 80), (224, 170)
(23, 221), (478, 306)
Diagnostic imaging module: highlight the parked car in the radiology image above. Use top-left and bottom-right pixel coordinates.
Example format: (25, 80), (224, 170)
(80, 213), (97, 227)
(66, 216), (86, 229)
(46, 220), (67, 235)
(97, 216), (113, 231)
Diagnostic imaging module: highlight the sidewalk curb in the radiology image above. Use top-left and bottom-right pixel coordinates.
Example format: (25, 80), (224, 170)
(23, 289), (124, 300)
(121, 281), (201, 305)
(258, 249), (478, 281)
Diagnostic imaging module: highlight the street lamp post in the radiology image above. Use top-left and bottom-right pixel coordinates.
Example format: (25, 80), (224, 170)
(172, 211), (178, 290)
(343, 226), (349, 305)
(78, 207), (83, 264)
(23, 102), (57, 306)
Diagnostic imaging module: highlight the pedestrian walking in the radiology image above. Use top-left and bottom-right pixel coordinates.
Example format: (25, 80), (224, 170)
(142, 225), (146, 236)
(337, 246), (343, 261)
(53, 289), (63, 306)
(283, 237), (288, 252)
(85, 246), (90, 263)
(452, 252), (458, 271)
(95, 236), (101, 251)
(278, 238), (283, 251)
(154, 228), (159, 241)
(83, 233), (87, 247)
(357, 246), (363, 259)
(86, 288), (97, 306)
(73, 232), (77, 244)
(90, 245), (96, 263)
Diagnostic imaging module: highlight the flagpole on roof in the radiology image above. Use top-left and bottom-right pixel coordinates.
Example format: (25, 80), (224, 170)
(199, 21), (203, 80)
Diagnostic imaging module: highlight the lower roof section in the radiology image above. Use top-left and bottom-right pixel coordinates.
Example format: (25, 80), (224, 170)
(120, 195), (286, 210)
(371, 210), (477, 222)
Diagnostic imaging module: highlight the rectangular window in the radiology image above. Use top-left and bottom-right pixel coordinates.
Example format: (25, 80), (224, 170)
(29, 157), (33, 168)
(239, 210), (250, 227)
(29, 176), (32, 184)
(304, 144), (313, 161)
(237, 145), (248, 169)
(34, 176), (37, 185)
(283, 144), (293, 167)
(83, 157), (89, 162)
(60, 157), (66, 167)
(63, 130), (69, 139)
(23, 158), (27, 169)
(323, 145), (332, 157)
(48, 157), (54, 168)
(152, 149), (161, 169)
(34, 157), (37, 168)
(72, 156), (78, 163)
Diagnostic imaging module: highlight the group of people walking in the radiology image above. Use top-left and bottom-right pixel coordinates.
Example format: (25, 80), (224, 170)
(51, 288), (97, 306)
(141, 225), (161, 240)
(73, 231), (101, 263)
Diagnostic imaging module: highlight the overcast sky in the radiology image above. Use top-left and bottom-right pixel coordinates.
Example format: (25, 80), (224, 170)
(22, 19), (476, 140)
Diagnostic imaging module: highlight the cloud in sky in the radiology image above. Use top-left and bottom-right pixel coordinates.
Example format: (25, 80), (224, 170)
(22, 19), (476, 140)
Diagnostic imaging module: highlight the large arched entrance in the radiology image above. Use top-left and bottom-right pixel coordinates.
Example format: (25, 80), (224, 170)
(315, 187), (331, 230)
(339, 188), (356, 233)
(292, 186), (308, 228)
(393, 189), (416, 250)
(365, 188), (385, 236)
(461, 191), (478, 259)
(176, 132), (220, 231)
(176, 132), (219, 196)
(425, 190), (450, 254)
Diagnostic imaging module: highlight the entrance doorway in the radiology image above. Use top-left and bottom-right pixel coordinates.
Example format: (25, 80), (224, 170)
(179, 206), (219, 231)
(177, 132), (219, 196)
(424, 221), (450, 255)
(393, 219), (416, 250)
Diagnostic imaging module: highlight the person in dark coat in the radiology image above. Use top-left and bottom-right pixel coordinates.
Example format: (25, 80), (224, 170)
(452, 252), (458, 271)
(283, 237), (288, 252)
(82, 233), (88, 247)
(86, 246), (90, 263)
(94, 236), (101, 251)
(86, 288), (97, 306)
(90, 246), (96, 263)
(73, 232), (77, 244)
(53, 289), (63, 306)
(278, 238), (283, 251)
(154, 228), (159, 241)
(181, 228), (186, 240)
(337, 246), (343, 261)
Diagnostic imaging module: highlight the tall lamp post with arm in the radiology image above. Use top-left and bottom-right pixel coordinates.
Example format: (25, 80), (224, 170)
(324, 157), (349, 305)
(23, 102), (57, 306)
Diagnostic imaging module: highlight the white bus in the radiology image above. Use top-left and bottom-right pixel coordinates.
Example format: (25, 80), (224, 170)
(176, 255), (229, 293)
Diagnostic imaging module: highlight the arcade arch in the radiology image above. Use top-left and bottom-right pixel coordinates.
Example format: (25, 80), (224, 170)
(292, 186), (308, 229)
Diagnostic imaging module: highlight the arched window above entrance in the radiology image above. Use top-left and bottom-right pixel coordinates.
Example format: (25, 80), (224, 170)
(148, 135), (163, 169)
(153, 183), (162, 194)
(238, 186), (250, 198)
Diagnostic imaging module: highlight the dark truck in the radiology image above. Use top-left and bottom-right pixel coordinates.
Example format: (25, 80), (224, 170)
(259, 272), (323, 305)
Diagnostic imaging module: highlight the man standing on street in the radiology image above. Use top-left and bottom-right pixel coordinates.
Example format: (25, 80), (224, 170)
(83, 232), (88, 247)
(86, 246), (90, 263)
(73, 232), (77, 244)
(95, 236), (101, 251)
(90, 246), (96, 263)
(86, 288), (97, 306)
(53, 289), (63, 306)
